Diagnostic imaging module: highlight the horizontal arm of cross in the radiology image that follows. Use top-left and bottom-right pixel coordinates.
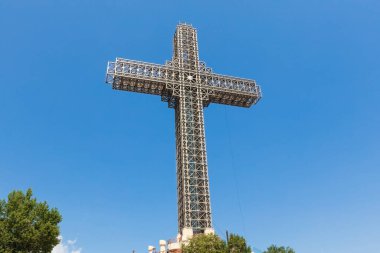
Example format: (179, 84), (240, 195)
(106, 58), (180, 96)
(106, 57), (262, 108)
(200, 72), (261, 107)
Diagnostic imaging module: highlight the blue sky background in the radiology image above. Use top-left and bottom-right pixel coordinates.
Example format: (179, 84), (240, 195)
(1, 0), (379, 252)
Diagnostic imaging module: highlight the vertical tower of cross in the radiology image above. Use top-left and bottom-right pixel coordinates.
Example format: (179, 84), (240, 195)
(105, 23), (261, 237)
(173, 25), (212, 235)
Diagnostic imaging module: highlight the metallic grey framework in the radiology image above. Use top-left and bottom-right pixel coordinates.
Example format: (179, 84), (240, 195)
(106, 23), (261, 234)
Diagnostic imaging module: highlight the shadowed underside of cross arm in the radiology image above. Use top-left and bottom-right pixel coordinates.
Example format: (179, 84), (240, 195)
(106, 58), (262, 108)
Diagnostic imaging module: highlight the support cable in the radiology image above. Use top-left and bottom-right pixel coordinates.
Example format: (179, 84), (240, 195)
(223, 107), (247, 236)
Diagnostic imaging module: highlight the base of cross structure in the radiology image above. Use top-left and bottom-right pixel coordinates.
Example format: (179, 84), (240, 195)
(148, 227), (215, 253)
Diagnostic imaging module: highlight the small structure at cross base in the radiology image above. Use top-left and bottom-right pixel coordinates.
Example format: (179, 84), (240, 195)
(149, 228), (215, 253)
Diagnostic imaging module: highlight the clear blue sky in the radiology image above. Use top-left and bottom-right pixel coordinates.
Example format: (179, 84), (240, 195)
(1, 1), (379, 252)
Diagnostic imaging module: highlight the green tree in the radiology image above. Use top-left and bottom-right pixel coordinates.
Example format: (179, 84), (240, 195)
(227, 233), (252, 253)
(0, 189), (62, 253)
(182, 234), (226, 253)
(264, 245), (295, 253)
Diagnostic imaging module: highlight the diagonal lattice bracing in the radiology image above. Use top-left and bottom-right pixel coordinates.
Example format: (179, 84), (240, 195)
(105, 23), (262, 235)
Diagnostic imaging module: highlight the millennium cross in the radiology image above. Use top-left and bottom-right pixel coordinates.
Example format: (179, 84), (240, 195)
(105, 23), (261, 236)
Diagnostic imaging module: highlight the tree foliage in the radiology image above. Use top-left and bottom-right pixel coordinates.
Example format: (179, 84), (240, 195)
(181, 233), (295, 253)
(227, 233), (252, 253)
(182, 233), (255, 253)
(0, 189), (62, 253)
(182, 234), (226, 253)
(264, 245), (295, 253)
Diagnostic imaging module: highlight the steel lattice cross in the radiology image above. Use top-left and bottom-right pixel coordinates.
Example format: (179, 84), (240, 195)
(105, 23), (261, 235)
